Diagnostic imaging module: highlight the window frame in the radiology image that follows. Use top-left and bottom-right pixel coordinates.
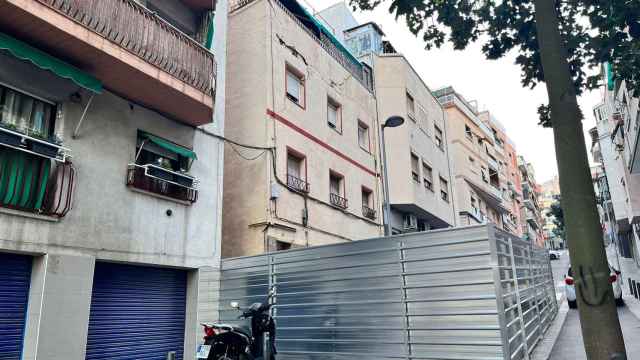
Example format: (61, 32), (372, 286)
(406, 91), (416, 121)
(422, 162), (433, 191)
(285, 64), (305, 109)
(410, 152), (420, 183)
(434, 125), (444, 151)
(361, 185), (374, 208)
(465, 124), (473, 140)
(327, 96), (342, 133)
(329, 169), (346, 197)
(440, 176), (450, 202)
(286, 146), (308, 191)
(357, 120), (371, 153)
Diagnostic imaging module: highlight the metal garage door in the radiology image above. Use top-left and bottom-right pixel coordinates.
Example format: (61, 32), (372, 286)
(0, 253), (32, 360)
(86, 262), (187, 360)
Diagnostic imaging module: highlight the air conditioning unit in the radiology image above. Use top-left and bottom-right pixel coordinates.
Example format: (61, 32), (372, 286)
(403, 214), (418, 230)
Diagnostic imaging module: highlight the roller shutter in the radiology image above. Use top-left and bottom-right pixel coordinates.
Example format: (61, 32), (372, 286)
(86, 262), (187, 360)
(0, 253), (32, 360)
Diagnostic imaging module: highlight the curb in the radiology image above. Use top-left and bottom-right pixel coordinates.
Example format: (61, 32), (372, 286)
(531, 300), (570, 360)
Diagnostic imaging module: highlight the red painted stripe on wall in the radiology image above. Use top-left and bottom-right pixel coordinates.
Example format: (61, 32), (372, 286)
(266, 109), (378, 177)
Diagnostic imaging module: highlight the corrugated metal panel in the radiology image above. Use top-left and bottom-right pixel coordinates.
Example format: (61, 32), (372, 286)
(218, 225), (557, 360)
(86, 262), (187, 360)
(0, 252), (32, 360)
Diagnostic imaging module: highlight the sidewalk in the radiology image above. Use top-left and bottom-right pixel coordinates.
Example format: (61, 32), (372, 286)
(547, 297), (640, 359)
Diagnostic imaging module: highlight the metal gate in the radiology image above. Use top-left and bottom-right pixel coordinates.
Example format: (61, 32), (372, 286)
(86, 262), (187, 360)
(217, 225), (557, 360)
(0, 253), (32, 360)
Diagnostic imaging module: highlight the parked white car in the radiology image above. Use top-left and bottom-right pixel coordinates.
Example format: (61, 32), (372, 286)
(564, 266), (623, 308)
(549, 250), (561, 260)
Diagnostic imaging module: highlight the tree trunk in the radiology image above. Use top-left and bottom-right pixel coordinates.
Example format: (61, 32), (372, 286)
(532, 0), (627, 358)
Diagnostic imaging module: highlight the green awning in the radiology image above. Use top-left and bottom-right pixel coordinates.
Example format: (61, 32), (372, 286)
(606, 62), (615, 91)
(0, 32), (103, 93)
(142, 132), (197, 160)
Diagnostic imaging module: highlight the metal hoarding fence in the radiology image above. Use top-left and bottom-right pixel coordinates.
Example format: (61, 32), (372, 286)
(217, 225), (558, 359)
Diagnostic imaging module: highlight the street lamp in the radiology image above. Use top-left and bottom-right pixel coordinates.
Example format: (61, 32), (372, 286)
(380, 116), (405, 236)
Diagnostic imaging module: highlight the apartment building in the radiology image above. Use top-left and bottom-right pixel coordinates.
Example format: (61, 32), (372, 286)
(479, 111), (522, 235)
(0, 1), (226, 359)
(435, 87), (508, 228)
(373, 53), (455, 232)
(223, 0), (382, 257)
(312, 14), (457, 233)
(504, 138), (525, 237)
(590, 68), (640, 260)
(518, 156), (545, 246)
(539, 176), (564, 249)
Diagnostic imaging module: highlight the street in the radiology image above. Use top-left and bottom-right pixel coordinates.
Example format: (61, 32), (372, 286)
(546, 249), (640, 359)
(550, 250), (571, 302)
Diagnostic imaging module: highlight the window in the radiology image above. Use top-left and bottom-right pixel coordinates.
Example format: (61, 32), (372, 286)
(129, 131), (198, 203)
(469, 156), (475, 165)
(406, 92), (415, 120)
(411, 153), (420, 182)
(286, 150), (309, 192)
(362, 186), (376, 219)
(440, 177), (449, 202)
(275, 240), (292, 251)
(358, 121), (370, 151)
(0, 84), (56, 138)
(327, 97), (341, 132)
(286, 66), (305, 107)
(329, 171), (347, 208)
(465, 125), (473, 140)
(435, 125), (444, 150)
(471, 195), (478, 213)
(423, 163), (433, 191)
(481, 167), (488, 183)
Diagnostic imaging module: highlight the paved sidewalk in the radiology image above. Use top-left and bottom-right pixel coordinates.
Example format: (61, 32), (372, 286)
(548, 302), (640, 359)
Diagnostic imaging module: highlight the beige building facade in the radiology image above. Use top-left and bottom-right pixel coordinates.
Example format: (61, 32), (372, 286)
(435, 87), (508, 228)
(374, 54), (456, 232)
(223, 0), (383, 257)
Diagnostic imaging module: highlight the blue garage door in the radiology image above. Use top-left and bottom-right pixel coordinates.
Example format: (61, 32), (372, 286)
(86, 262), (187, 360)
(0, 253), (32, 360)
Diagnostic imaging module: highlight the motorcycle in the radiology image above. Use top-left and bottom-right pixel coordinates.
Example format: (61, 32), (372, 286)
(197, 288), (277, 360)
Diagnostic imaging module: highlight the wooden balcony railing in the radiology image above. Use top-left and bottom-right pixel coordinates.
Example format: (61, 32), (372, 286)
(127, 164), (197, 203)
(330, 192), (348, 209)
(362, 205), (376, 220)
(287, 174), (310, 193)
(37, 0), (216, 94)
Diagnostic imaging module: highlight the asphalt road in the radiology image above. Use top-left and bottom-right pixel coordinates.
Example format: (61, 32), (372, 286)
(550, 250), (571, 302)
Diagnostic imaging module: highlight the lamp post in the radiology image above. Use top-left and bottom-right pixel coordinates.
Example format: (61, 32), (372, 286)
(380, 116), (405, 236)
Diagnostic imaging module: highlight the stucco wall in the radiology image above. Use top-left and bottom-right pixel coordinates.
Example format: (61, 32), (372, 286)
(374, 55), (455, 229)
(222, 0), (382, 257)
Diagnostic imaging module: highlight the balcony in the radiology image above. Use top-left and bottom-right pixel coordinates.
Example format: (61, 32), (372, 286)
(362, 205), (376, 220)
(286, 175), (310, 193)
(126, 164), (198, 204)
(0, 148), (75, 218)
(0, 0), (216, 126)
(330, 192), (348, 209)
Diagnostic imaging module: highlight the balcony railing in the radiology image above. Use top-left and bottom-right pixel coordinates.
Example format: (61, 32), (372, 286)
(330, 192), (348, 209)
(287, 175), (310, 193)
(362, 205), (376, 220)
(126, 164), (197, 203)
(0, 149), (75, 218)
(37, 0), (216, 94)
(0, 126), (71, 162)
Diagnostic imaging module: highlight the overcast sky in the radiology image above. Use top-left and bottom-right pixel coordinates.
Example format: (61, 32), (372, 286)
(302, 0), (603, 183)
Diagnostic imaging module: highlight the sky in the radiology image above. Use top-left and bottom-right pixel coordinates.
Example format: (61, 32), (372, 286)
(301, 0), (603, 183)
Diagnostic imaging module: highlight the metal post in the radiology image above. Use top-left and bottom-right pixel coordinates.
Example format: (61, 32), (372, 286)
(380, 126), (392, 236)
(509, 238), (530, 360)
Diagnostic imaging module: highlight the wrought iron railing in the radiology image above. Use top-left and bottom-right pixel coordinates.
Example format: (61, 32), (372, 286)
(362, 205), (376, 220)
(126, 164), (197, 203)
(286, 174), (309, 193)
(329, 192), (348, 209)
(36, 0), (216, 94)
(0, 155), (75, 218)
